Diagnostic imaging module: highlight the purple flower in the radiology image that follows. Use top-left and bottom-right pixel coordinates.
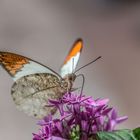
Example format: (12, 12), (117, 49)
(33, 92), (128, 140)
(33, 125), (51, 140)
(37, 114), (52, 126)
(105, 109), (128, 131)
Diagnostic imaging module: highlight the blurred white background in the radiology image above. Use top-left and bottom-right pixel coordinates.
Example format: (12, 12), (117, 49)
(0, 0), (140, 139)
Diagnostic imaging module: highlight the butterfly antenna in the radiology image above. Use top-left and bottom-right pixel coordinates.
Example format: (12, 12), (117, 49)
(76, 74), (85, 96)
(75, 56), (101, 73)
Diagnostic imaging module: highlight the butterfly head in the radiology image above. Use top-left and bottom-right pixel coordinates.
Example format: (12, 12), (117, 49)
(63, 73), (76, 83)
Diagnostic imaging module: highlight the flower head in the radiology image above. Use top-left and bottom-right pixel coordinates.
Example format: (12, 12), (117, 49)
(33, 92), (127, 140)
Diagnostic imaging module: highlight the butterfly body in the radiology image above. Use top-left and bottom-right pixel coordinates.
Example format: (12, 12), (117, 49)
(0, 39), (83, 118)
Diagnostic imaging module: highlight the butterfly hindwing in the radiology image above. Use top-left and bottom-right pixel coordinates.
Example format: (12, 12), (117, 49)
(11, 73), (65, 118)
(60, 39), (83, 78)
(0, 52), (60, 81)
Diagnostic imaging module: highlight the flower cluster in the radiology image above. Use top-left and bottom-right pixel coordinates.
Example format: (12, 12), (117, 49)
(33, 92), (127, 140)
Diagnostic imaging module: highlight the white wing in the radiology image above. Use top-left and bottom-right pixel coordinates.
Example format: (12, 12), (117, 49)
(60, 39), (83, 78)
(0, 52), (60, 81)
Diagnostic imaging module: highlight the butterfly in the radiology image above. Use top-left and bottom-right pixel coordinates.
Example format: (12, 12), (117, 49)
(0, 39), (83, 119)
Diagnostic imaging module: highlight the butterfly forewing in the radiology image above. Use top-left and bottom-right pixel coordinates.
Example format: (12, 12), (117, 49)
(0, 52), (60, 81)
(60, 39), (83, 78)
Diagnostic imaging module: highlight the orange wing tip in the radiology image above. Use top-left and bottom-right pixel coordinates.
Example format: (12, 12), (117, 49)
(64, 39), (83, 64)
(0, 52), (29, 76)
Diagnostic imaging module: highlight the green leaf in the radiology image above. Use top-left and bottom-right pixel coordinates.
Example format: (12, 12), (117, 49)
(69, 125), (80, 140)
(133, 127), (140, 140)
(97, 129), (137, 140)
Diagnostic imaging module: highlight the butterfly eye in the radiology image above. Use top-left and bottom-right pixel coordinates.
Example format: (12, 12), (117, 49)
(69, 76), (73, 81)
(68, 74), (76, 81)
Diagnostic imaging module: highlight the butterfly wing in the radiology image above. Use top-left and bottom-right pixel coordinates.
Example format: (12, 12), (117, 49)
(0, 51), (61, 81)
(0, 52), (64, 118)
(60, 39), (83, 78)
(11, 73), (65, 119)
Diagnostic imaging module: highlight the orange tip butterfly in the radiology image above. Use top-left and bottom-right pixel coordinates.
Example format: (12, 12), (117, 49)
(0, 39), (101, 119)
(0, 39), (83, 119)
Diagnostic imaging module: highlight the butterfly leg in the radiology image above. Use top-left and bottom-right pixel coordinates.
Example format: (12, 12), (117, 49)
(76, 74), (85, 96)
